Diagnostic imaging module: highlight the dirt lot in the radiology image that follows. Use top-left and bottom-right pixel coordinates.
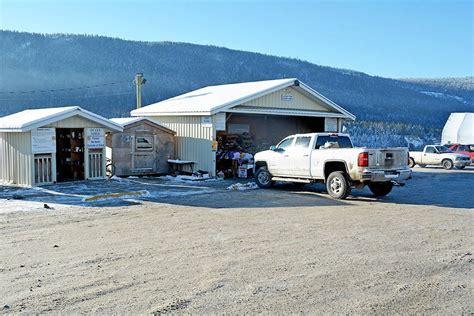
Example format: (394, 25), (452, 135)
(0, 167), (473, 314)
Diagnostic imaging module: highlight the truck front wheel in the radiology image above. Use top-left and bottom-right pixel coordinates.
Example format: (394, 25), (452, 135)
(255, 167), (274, 188)
(368, 182), (393, 197)
(326, 171), (351, 199)
(442, 159), (454, 170)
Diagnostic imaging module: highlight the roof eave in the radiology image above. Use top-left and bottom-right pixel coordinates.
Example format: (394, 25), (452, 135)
(226, 107), (352, 118)
(119, 118), (176, 135)
(9, 107), (123, 132)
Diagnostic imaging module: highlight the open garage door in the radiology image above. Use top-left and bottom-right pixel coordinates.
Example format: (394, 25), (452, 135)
(216, 113), (324, 177)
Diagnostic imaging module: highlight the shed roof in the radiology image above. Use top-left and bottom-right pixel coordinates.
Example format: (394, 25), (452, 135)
(131, 78), (355, 120)
(110, 117), (176, 134)
(0, 106), (123, 133)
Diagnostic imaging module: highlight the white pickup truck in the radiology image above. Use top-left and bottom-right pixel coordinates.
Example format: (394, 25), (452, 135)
(408, 145), (471, 170)
(253, 133), (411, 199)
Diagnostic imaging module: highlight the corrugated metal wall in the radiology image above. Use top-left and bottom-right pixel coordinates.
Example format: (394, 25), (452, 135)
(0, 132), (34, 186)
(149, 116), (216, 175)
(243, 87), (331, 112)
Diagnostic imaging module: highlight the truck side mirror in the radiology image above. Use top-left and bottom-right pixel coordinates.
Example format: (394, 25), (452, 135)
(270, 145), (276, 151)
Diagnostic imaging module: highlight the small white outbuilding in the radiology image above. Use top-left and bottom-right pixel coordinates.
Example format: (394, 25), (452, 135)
(0, 106), (123, 186)
(441, 113), (474, 145)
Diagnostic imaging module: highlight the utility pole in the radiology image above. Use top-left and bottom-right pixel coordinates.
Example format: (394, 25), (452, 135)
(134, 73), (146, 109)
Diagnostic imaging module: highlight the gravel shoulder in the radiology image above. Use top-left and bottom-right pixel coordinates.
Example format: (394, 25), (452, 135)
(0, 167), (473, 313)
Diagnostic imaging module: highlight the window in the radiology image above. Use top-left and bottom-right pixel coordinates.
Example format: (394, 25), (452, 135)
(315, 135), (353, 149)
(276, 137), (294, 151)
(468, 145), (474, 151)
(136, 136), (154, 150)
(425, 146), (437, 154)
(435, 145), (451, 153)
(294, 136), (312, 148)
(459, 145), (469, 151)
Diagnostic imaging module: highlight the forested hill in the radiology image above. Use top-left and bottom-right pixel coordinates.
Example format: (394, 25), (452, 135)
(0, 30), (472, 146)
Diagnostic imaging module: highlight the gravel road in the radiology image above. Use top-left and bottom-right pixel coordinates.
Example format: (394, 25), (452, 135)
(0, 167), (472, 314)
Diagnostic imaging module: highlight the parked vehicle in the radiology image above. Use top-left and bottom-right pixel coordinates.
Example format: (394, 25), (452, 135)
(409, 145), (471, 170)
(444, 144), (474, 161)
(253, 133), (411, 199)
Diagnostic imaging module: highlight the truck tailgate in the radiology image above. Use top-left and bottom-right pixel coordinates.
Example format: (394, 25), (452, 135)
(368, 148), (408, 169)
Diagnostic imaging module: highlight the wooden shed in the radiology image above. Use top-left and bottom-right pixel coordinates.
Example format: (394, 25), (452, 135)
(0, 106), (123, 186)
(107, 117), (176, 176)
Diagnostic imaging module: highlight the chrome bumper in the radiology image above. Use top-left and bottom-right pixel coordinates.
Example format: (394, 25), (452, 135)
(360, 168), (412, 183)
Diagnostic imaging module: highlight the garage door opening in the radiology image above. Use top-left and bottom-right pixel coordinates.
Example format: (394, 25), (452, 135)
(56, 128), (85, 182)
(216, 113), (324, 178)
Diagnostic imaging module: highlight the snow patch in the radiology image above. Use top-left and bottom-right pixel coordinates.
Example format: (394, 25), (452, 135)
(226, 182), (259, 191)
(420, 91), (466, 103)
(159, 175), (221, 182)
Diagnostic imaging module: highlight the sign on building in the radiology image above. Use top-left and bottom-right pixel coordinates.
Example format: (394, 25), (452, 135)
(31, 128), (56, 154)
(325, 118), (338, 132)
(201, 116), (212, 127)
(281, 93), (294, 102)
(86, 128), (105, 149)
(214, 113), (226, 131)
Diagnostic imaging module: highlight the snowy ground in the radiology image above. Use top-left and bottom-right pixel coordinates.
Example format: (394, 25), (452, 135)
(0, 175), (245, 212)
(0, 167), (472, 313)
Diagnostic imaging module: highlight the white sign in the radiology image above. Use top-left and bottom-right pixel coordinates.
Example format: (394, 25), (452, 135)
(32, 128), (56, 154)
(281, 93), (294, 102)
(214, 113), (226, 131)
(201, 116), (212, 127)
(86, 128), (105, 149)
(325, 118), (338, 132)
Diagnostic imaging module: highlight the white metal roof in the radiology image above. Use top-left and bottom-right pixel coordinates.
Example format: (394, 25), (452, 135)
(441, 112), (474, 144)
(110, 117), (176, 134)
(131, 78), (355, 120)
(0, 106), (123, 133)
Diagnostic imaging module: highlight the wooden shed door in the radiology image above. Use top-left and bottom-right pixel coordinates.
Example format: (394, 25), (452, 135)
(132, 135), (155, 173)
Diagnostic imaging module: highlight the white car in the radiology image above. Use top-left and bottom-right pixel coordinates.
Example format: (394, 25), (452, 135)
(254, 133), (411, 199)
(409, 145), (471, 170)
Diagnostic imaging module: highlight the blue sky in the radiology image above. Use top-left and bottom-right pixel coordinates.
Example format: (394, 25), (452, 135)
(0, 0), (472, 78)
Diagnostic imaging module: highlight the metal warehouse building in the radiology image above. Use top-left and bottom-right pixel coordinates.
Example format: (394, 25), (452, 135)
(131, 78), (355, 176)
(0, 106), (123, 186)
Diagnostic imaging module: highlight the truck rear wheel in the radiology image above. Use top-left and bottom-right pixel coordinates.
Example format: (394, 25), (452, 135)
(326, 171), (351, 199)
(368, 182), (393, 197)
(408, 158), (416, 168)
(442, 159), (454, 170)
(255, 167), (274, 188)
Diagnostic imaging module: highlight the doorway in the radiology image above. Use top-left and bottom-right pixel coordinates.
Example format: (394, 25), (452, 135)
(215, 113), (324, 178)
(56, 128), (85, 182)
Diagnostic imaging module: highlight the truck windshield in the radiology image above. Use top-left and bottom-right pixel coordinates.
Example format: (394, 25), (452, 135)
(315, 135), (353, 149)
(435, 145), (452, 153)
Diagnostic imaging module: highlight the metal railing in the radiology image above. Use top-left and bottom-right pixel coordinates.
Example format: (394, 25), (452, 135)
(88, 152), (104, 179)
(34, 154), (53, 185)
